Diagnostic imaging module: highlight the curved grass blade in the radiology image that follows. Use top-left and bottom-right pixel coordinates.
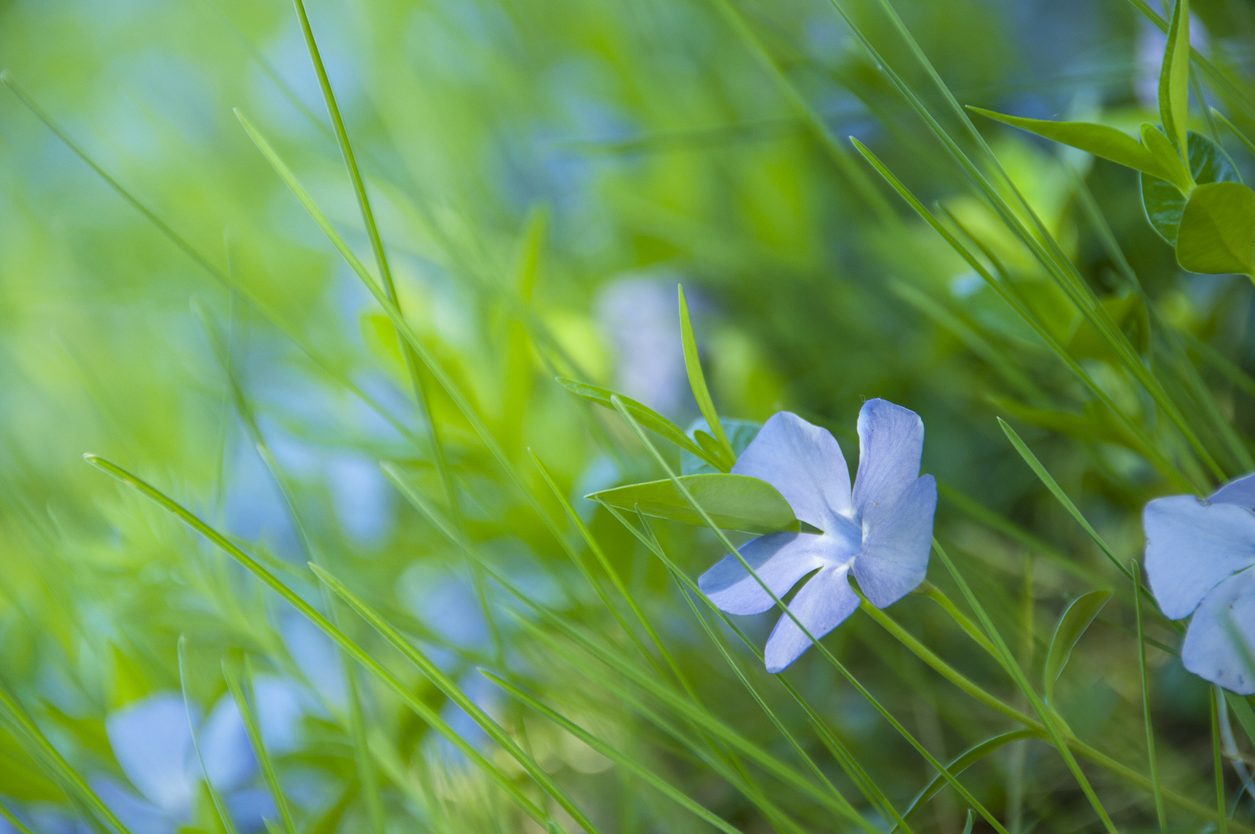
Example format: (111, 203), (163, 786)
(389, 457), (805, 832)
(1132, 565), (1168, 831)
(81, 454), (570, 832)
(0, 801), (35, 834)
(1212, 689), (1231, 834)
(177, 637), (240, 834)
(289, 0), (461, 528)
(932, 543), (1118, 834)
(556, 377), (710, 461)
(307, 564), (596, 833)
(677, 285), (734, 468)
(0, 685), (130, 834)
(222, 659), (298, 834)
(1044, 591), (1112, 703)
(996, 418), (1128, 579)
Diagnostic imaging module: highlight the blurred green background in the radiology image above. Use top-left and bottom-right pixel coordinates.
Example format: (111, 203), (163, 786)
(3, 0), (1255, 831)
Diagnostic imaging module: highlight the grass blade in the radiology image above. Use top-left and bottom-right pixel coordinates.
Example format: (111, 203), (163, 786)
(677, 285), (733, 468)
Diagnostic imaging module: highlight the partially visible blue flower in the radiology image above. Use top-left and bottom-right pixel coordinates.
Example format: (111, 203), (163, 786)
(1144, 475), (1255, 694)
(0, 805), (90, 834)
(597, 275), (700, 421)
(97, 692), (273, 833)
(700, 400), (938, 673)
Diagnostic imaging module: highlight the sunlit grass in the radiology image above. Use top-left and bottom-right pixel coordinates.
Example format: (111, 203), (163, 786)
(1, 0), (1255, 831)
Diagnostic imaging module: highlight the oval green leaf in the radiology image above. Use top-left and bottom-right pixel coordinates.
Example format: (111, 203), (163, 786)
(1140, 130), (1240, 244)
(1176, 181), (1255, 276)
(1044, 589), (1111, 701)
(587, 473), (803, 534)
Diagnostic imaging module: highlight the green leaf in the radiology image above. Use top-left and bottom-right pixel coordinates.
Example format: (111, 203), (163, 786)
(678, 285), (733, 462)
(968, 107), (1174, 181)
(588, 473), (806, 534)
(683, 418), (761, 475)
(1140, 130), (1240, 244)
(1139, 123), (1193, 192)
(1175, 181), (1255, 275)
(1159, 0), (1191, 155)
(894, 728), (1039, 832)
(555, 377), (713, 462)
(1044, 590), (1111, 701)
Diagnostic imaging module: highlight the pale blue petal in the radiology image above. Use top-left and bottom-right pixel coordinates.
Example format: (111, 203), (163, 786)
(699, 533), (825, 616)
(89, 779), (174, 834)
(1143, 496), (1255, 619)
(1211, 473), (1255, 509)
(200, 694), (256, 791)
(732, 412), (853, 528)
(254, 676), (312, 754)
(853, 399), (924, 519)
(853, 475), (937, 608)
(106, 694), (194, 812)
(1182, 569), (1255, 695)
(281, 612), (347, 711)
(225, 787), (278, 833)
(764, 564), (860, 673)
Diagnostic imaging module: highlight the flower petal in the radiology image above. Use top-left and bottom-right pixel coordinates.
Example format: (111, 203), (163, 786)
(199, 694), (256, 791)
(764, 564), (860, 673)
(1211, 473), (1255, 510)
(1144, 495), (1255, 619)
(89, 779), (175, 834)
(225, 787), (278, 831)
(282, 612), (347, 711)
(254, 676), (314, 754)
(732, 412), (852, 528)
(1182, 569), (1255, 695)
(699, 533), (826, 615)
(853, 475), (937, 608)
(106, 694), (194, 812)
(852, 399), (924, 518)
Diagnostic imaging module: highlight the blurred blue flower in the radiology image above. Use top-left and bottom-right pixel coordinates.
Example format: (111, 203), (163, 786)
(597, 275), (699, 421)
(1144, 475), (1255, 694)
(699, 400), (937, 673)
(0, 805), (90, 834)
(98, 692), (275, 833)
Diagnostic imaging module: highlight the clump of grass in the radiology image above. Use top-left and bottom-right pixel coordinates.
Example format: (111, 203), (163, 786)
(1, 0), (1254, 831)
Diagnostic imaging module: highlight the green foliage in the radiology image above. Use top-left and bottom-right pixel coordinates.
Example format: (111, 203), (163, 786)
(1176, 182), (1255, 275)
(682, 418), (761, 475)
(1160, 0), (1192, 156)
(1044, 590), (1112, 703)
(968, 108), (1184, 185)
(556, 377), (713, 462)
(1140, 131), (1241, 245)
(678, 285), (736, 470)
(3, 0), (1255, 831)
(588, 473), (805, 534)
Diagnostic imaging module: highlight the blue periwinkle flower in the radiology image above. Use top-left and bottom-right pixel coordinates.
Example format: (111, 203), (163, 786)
(1144, 474), (1255, 694)
(699, 400), (938, 672)
(98, 692), (276, 833)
